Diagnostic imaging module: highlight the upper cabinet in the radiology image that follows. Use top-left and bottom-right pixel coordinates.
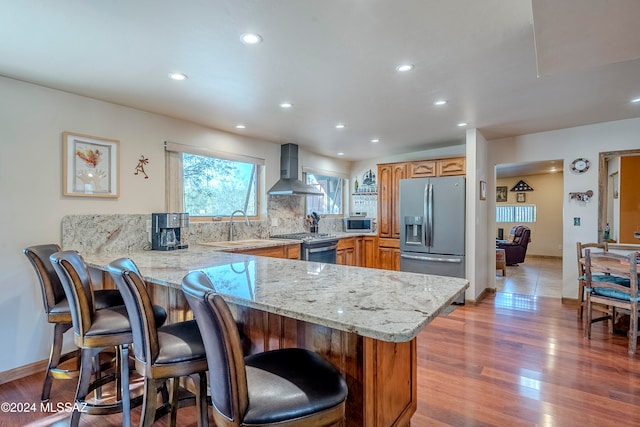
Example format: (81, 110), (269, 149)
(378, 162), (407, 239)
(409, 160), (436, 177)
(437, 157), (466, 176)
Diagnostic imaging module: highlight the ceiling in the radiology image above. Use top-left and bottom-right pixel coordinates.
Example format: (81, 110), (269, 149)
(1, 0), (639, 161)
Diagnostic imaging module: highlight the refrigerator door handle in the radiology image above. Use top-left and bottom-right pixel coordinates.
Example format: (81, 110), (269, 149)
(426, 183), (434, 246)
(422, 184), (428, 247)
(400, 253), (462, 263)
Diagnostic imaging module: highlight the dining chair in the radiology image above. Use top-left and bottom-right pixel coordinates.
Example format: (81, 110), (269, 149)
(23, 244), (124, 401)
(108, 258), (209, 427)
(584, 249), (638, 356)
(181, 270), (348, 427)
(576, 241), (609, 320)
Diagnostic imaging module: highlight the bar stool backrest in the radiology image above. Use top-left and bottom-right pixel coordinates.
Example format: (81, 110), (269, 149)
(107, 258), (159, 365)
(24, 244), (65, 315)
(50, 250), (97, 338)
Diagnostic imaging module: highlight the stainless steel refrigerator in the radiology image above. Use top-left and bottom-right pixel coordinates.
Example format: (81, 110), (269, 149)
(399, 176), (466, 304)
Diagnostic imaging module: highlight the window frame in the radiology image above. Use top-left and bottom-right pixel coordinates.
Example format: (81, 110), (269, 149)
(303, 169), (346, 218)
(496, 204), (537, 223)
(164, 142), (264, 222)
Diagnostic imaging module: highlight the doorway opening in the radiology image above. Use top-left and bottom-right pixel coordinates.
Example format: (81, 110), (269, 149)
(495, 159), (564, 298)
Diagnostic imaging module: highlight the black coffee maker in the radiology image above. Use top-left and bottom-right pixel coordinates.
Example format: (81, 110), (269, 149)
(151, 213), (189, 250)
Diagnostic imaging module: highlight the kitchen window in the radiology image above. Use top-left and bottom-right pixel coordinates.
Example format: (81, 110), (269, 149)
(164, 142), (263, 220)
(304, 171), (344, 216)
(496, 205), (536, 223)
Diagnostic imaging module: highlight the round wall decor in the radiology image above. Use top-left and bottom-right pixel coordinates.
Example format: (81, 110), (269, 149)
(570, 158), (590, 174)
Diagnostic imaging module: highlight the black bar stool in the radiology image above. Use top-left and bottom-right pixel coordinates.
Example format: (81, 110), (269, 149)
(108, 257), (209, 427)
(182, 270), (348, 427)
(50, 250), (152, 427)
(23, 244), (124, 401)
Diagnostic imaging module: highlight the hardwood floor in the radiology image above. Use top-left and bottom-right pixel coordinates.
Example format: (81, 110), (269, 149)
(1, 294), (639, 426)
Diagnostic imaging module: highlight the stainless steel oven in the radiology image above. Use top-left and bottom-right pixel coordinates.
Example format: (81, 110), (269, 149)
(271, 233), (338, 264)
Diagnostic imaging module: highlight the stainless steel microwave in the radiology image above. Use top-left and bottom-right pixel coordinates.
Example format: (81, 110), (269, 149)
(344, 217), (374, 232)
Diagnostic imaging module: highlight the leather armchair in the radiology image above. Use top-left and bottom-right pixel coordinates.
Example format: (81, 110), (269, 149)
(497, 225), (531, 265)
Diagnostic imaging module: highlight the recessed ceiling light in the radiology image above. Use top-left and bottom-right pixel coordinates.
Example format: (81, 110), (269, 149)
(433, 100), (448, 106)
(235, 124), (246, 129)
(337, 152), (345, 156)
(335, 124), (345, 129)
(457, 122), (468, 127)
(241, 33), (262, 44)
(279, 102), (293, 108)
(371, 138), (380, 143)
(168, 72), (187, 81)
(395, 64), (414, 72)
(631, 97), (640, 104)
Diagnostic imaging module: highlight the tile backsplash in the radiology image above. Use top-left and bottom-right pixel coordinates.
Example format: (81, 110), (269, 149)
(62, 196), (346, 253)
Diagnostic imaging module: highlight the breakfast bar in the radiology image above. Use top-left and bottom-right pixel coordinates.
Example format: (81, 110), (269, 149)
(85, 246), (468, 426)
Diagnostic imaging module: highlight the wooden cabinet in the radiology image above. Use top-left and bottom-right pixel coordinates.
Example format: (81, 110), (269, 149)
(337, 237), (356, 266)
(338, 236), (378, 267)
(236, 243), (300, 260)
(357, 236), (378, 268)
(437, 157), (465, 176)
(409, 160), (436, 177)
(377, 238), (400, 271)
(377, 165), (392, 238)
(377, 162), (407, 239)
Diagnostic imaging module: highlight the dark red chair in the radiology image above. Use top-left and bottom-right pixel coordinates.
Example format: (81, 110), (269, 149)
(497, 225), (531, 265)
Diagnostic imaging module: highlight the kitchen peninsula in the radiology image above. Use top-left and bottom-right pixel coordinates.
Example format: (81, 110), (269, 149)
(85, 245), (467, 426)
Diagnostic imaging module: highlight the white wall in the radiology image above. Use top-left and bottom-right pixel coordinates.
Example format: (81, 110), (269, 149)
(487, 118), (640, 299)
(0, 76), (349, 373)
(466, 129), (490, 301)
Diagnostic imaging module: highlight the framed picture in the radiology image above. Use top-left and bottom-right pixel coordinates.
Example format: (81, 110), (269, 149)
(516, 192), (526, 203)
(496, 186), (507, 202)
(479, 180), (487, 200)
(63, 132), (120, 197)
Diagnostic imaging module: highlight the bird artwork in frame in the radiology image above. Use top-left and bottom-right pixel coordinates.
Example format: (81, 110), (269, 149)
(63, 132), (120, 197)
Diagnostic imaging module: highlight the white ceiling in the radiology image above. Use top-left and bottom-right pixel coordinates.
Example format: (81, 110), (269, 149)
(1, 0), (639, 161)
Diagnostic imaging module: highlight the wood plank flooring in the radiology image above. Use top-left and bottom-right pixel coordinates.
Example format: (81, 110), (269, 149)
(1, 293), (639, 426)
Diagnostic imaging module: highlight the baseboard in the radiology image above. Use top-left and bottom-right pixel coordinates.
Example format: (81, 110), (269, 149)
(466, 287), (495, 305)
(0, 358), (49, 385)
(526, 254), (562, 260)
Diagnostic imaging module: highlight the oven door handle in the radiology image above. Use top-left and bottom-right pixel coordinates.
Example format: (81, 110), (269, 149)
(306, 244), (337, 253)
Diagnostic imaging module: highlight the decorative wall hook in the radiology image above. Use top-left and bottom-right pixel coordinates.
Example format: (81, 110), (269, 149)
(134, 155), (149, 179)
(569, 190), (593, 202)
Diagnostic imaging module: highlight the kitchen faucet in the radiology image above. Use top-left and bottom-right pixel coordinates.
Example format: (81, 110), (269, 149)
(229, 209), (249, 241)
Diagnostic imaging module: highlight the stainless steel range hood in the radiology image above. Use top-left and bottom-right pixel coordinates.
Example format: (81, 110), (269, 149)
(268, 144), (323, 196)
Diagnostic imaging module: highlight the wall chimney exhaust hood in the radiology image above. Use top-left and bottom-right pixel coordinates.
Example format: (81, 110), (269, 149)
(268, 144), (323, 196)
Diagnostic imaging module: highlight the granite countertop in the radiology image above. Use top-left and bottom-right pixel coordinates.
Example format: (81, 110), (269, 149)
(84, 245), (468, 343)
(198, 234), (375, 252)
(198, 238), (302, 251)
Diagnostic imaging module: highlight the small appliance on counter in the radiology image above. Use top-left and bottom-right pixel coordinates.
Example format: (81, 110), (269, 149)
(345, 212), (374, 232)
(151, 213), (189, 250)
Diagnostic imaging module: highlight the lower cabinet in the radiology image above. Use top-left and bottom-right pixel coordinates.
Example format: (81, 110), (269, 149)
(236, 243), (300, 260)
(337, 237), (356, 266)
(377, 238), (400, 271)
(358, 236), (378, 268)
(338, 236), (378, 267)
